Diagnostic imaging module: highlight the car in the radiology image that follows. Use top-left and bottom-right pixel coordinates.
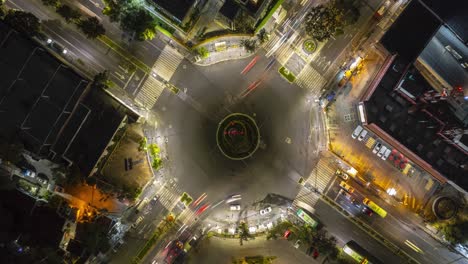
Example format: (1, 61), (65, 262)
(372, 142), (382, 154)
(382, 148), (392, 160)
(339, 181), (355, 193)
(36, 174), (49, 185)
(260, 207), (272, 215)
(21, 169), (36, 178)
(357, 129), (368, 141)
(351, 125), (363, 139)
(335, 170), (349, 180)
(362, 206), (373, 216)
(377, 146), (387, 158)
(294, 240), (301, 249)
(230, 204), (241, 211)
(461, 62), (468, 69)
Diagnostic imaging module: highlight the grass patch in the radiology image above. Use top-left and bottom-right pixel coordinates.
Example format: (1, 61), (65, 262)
(98, 35), (151, 73)
(255, 0), (285, 33)
(278, 66), (296, 83)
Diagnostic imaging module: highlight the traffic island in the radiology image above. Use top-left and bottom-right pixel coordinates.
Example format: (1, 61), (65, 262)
(302, 39), (317, 54)
(216, 113), (261, 160)
(278, 67), (296, 83)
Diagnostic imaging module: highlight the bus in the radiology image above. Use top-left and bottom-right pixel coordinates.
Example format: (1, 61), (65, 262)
(343, 240), (384, 264)
(363, 198), (387, 218)
(296, 208), (318, 228)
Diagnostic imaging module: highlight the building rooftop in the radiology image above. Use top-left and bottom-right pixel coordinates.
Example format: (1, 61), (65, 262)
(0, 21), (89, 154)
(380, 0), (441, 64)
(421, 0), (468, 44)
(0, 189), (65, 247)
(363, 0), (468, 190)
(152, 0), (195, 22)
(51, 88), (129, 176)
(220, 0), (241, 21)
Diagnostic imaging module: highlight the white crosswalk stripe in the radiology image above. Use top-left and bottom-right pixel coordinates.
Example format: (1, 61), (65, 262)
(156, 183), (183, 211)
(296, 64), (326, 96)
(135, 75), (165, 108)
(153, 46), (184, 82)
(264, 32), (282, 53)
(294, 158), (335, 208)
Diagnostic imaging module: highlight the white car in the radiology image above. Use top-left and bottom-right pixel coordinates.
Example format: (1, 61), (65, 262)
(230, 204), (241, 211)
(358, 129), (368, 141)
(382, 148), (392, 160)
(372, 142), (382, 154)
(377, 146), (387, 158)
(260, 207), (272, 215)
(352, 125), (363, 139)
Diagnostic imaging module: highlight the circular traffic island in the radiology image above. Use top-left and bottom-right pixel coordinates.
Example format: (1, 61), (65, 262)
(303, 39), (317, 54)
(216, 113), (260, 160)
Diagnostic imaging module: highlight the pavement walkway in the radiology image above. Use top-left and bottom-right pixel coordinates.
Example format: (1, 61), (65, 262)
(193, 35), (255, 66)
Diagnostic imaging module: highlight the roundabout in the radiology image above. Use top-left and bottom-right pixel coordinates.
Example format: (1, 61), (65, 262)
(216, 113), (260, 160)
(152, 51), (324, 211)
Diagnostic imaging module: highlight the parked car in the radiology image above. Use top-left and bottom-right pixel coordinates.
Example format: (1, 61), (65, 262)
(260, 207), (272, 215)
(382, 148), (392, 160)
(377, 146), (387, 158)
(36, 173), (48, 185)
(230, 204), (241, 211)
(339, 181), (355, 193)
(372, 142), (382, 154)
(352, 125), (363, 139)
(335, 170), (349, 181)
(21, 169), (36, 178)
(358, 129), (368, 141)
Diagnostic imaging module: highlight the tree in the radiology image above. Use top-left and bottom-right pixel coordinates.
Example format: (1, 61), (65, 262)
(102, 0), (124, 22)
(256, 28), (269, 44)
(3, 10), (41, 36)
(240, 39), (258, 53)
(56, 4), (81, 23)
(77, 16), (106, 39)
(440, 218), (468, 244)
(238, 222), (254, 245)
(92, 71), (112, 89)
(304, 5), (344, 42)
(120, 6), (157, 41)
(41, 0), (60, 8)
(0, 1), (6, 17)
(0, 139), (24, 164)
(197, 46), (209, 58)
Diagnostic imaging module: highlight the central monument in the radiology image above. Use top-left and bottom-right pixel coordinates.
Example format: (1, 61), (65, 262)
(216, 113), (260, 160)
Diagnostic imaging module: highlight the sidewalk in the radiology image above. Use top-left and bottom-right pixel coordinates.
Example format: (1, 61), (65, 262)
(193, 35), (255, 66)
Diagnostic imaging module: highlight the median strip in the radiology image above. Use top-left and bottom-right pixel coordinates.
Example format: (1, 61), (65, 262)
(98, 35), (151, 73)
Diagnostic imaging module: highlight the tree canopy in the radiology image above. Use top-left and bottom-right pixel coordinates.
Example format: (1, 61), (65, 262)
(56, 4), (81, 23)
(304, 5), (343, 42)
(41, 0), (61, 8)
(440, 218), (468, 245)
(78, 16), (106, 39)
(241, 39), (258, 53)
(102, 0), (157, 41)
(4, 10), (41, 36)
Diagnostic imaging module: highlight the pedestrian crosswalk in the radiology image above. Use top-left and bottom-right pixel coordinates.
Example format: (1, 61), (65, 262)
(153, 46), (184, 82)
(155, 182), (183, 211)
(135, 75), (165, 109)
(296, 64), (326, 96)
(294, 158), (335, 208)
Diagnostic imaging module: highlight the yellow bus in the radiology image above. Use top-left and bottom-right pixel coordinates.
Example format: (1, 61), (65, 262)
(363, 198), (387, 218)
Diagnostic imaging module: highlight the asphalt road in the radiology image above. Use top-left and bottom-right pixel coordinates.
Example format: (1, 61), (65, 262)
(327, 178), (464, 264)
(153, 49), (319, 210)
